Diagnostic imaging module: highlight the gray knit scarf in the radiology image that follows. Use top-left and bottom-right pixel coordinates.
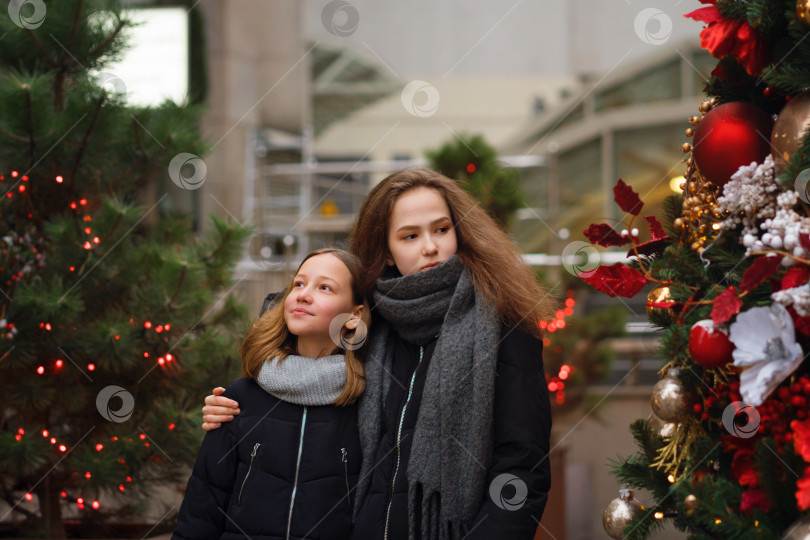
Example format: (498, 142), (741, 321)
(355, 255), (500, 540)
(256, 354), (346, 406)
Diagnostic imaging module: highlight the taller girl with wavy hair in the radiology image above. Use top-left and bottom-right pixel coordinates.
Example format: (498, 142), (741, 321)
(202, 170), (553, 540)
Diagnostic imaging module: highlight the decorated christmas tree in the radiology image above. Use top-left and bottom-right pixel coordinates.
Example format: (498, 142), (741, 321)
(0, 2), (249, 536)
(580, 1), (810, 538)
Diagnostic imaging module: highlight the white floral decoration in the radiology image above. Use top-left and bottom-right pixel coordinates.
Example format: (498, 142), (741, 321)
(717, 155), (810, 262)
(729, 303), (804, 406)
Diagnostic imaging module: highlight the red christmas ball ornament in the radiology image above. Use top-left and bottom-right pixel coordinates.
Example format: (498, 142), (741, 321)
(689, 320), (735, 368)
(692, 102), (774, 187)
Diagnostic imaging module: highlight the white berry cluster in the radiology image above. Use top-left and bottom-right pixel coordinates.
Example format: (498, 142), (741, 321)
(772, 284), (810, 316)
(717, 155), (809, 262)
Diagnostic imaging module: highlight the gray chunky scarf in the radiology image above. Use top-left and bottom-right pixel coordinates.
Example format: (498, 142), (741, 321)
(256, 354), (346, 406)
(355, 255), (500, 540)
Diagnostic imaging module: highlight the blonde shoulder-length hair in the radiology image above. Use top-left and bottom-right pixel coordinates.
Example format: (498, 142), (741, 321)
(239, 248), (371, 407)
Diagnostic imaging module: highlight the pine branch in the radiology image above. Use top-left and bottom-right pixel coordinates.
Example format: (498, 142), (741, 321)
(88, 19), (127, 60)
(65, 0), (84, 51)
(23, 83), (34, 169)
(68, 92), (106, 188)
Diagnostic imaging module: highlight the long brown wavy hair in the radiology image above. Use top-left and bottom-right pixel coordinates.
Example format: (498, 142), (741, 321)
(350, 169), (552, 338)
(239, 248), (371, 406)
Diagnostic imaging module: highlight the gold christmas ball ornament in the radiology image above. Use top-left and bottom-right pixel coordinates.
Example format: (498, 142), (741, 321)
(646, 285), (680, 321)
(651, 369), (697, 423)
(771, 90), (810, 174)
(685, 127), (695, 137)
(783, 515), (810, 540)
(798, 0), (810, 26)
(647, 412), (677, 440)
(603, 488), (646, 540)
(684, 494), (698, 510)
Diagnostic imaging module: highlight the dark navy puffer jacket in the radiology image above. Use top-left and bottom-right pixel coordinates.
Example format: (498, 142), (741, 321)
(173, 377), (362, 540)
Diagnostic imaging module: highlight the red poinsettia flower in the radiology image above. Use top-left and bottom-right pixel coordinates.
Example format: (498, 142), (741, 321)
(740, 489), (771, 514)
(685, 1), (770, 77)
(731, 447), (758, 487)
(797, 467), (810, 511)
(792, 419), (810, 462)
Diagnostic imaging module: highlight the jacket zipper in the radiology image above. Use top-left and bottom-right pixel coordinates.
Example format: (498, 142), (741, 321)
(238, 443), (261, 504)
(286, 407), (307, 540)
(383, 346), (424, 540)
(341, 447), (351, 513)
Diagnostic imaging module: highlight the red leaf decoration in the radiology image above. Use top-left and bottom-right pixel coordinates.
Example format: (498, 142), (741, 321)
(711, 286), (742, 325)
(782, 266), (810, 290)
(613, 179), (643, 216)
(645, 216), (666, 240)
(801, 233), (810, 251)
(739, 256), (782, 293)
(580, 263), (647, 298)
(583, 223), (628, 247)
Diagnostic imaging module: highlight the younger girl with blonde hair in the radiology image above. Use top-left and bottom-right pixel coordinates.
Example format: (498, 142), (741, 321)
(174, 248), (370, 540)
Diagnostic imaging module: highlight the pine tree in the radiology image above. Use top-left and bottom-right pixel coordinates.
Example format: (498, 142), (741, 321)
(582, 1), (810, 538)
(0, 2), (249, 536)
(426, 133), (526, 229)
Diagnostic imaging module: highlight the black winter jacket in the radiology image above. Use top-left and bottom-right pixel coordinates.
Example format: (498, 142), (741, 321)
(352, 325), (552, 540)
(173, 377), (362, 540)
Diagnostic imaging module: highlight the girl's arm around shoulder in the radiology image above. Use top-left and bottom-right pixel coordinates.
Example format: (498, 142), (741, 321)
(173, 379), (249, 539)
(466, 326), (552, 540)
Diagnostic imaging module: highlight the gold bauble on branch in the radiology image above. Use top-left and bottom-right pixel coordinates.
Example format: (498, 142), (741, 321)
(771, 90), (810, 174)
(646, 285), (679, 322)
(651, 369), (697, 423)
(684, 494), (698, 510)
(647, 412), (677, 440)
(603, 488), (646, 540)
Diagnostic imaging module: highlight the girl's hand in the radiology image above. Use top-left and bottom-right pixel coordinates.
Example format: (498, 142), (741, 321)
(201, 387), (241, 431)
